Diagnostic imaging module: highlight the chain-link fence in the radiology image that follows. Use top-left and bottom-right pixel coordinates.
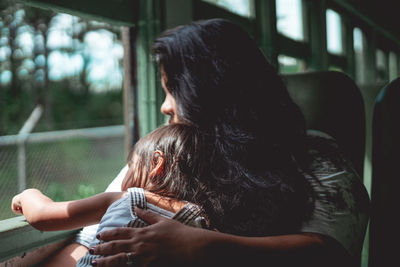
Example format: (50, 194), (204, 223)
(0, 126), (126, 220)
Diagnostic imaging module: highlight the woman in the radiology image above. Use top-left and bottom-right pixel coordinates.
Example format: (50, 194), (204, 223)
(47, 18), (369, 267)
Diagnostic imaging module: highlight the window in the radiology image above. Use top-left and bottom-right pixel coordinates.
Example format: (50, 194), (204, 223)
(0, 4), (125, 220)
(276, 0), (304, 41)
(389, 52), (398, 81)
(353, 27), (366, 84)
(328, 65), (344, 72)
(376, 49), (388, 82)
(202, 0), (255, 18)
(326, 9), (343, 55)
(278, 55), (306, 73)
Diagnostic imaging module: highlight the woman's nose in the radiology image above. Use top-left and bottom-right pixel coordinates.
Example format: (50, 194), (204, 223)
(161, 98), (172, 115)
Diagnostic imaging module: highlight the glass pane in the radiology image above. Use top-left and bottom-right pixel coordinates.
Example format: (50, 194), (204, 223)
(328, 66), (344, 72)
(202, 0), (255, 18)
(389, 52), (398, 81)
(353, 27), (366, 84)
(0, 3), (124, 220)
(376, 49), (387, 82)
(278, 55), (306, 73)
(353, 27), (363, 52)
(326, 9), (343, 54)
(276, 0), (304, 41)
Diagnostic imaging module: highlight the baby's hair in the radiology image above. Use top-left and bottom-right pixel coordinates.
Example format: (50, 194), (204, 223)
(123, 123), (210, 201)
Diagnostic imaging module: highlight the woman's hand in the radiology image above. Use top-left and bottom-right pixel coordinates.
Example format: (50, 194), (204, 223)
(86, 208), (342, 267)
(90, 207), (210, 267)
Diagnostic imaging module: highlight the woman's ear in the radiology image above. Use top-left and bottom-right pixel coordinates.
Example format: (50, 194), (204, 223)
(149, 150), (165, 178)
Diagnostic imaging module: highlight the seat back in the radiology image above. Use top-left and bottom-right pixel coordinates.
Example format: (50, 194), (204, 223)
(282, 71), (366, 177)
(369, 78), (400, 267)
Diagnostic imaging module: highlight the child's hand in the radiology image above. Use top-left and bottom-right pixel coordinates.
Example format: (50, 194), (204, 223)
(11, 189), (42, 215)
(11, 193), (23, 214)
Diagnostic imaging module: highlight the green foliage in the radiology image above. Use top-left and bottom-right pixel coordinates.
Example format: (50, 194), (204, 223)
(47, 183), (96, 201)
(47, 182), (66, 202)
(48, 79), (123, 131)
(0, 85), (35, 134)
(0, 2), (125, 221)
(0, 79), (123, 134)
(0, 3), (123, 135)
(0, 137), (125, 220)
(77, 184), (96, 199)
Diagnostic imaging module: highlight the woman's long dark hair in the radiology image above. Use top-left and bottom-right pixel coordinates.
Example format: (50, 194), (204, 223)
(152, 19), (314, 236)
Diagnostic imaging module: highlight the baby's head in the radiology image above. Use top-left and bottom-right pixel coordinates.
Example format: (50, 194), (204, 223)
(121, 123), (210, 200)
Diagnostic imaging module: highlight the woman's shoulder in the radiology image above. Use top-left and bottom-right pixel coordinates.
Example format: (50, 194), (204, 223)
(303, 131), (370, 257)
(305, 130), (357, 179)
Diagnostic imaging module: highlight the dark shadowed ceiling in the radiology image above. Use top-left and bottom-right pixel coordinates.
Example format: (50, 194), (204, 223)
(340, 0), (399, 40)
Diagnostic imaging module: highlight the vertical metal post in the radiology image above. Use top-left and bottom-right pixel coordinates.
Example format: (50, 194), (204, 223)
(383, 50), (390, 82)
(255, 0), (278, 69)
(365, 29), (377, 84)
(136, 0), (162, 137)
(17, 105), (43, 192)
(17, 142), (26, 192)
(122, 26), (139, 156)
(306, 0), (328, 70)
(343, 17), (355, 79)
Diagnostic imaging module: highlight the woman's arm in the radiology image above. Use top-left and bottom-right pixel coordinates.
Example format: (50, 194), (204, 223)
(11, 188), (126, 231)
(90, 208), (352, 267)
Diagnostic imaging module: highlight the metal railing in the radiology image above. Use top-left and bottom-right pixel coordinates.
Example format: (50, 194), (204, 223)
(0, 216), (79, 264)
(0, 123), (125, 189)
(0, 122), (126, 221)
(15, 105), (43, 192)
(0, 108), (126, 264)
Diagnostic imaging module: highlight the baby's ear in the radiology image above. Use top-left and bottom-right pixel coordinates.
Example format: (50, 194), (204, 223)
(149, 150), (165, 177)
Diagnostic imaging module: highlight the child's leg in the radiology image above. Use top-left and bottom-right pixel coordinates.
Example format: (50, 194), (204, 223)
(41, 242), (88, 267)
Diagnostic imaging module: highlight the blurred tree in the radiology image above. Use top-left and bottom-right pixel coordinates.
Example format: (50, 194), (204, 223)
(0, 0), (123, 135)
(0, 1), (31, 134)
(24, 6), (55, 129)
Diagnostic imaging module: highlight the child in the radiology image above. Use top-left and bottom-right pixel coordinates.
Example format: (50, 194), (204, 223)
(12, 123), (211, 265)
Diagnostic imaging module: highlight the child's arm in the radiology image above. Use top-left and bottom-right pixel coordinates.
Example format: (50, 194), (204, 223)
(11, 188), (126, 231)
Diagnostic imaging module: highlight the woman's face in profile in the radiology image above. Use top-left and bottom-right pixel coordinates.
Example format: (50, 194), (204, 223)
(160, 73), (179, 124)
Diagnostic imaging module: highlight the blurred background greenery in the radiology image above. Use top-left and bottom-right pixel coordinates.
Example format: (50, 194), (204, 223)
(0, 0), (126, 220)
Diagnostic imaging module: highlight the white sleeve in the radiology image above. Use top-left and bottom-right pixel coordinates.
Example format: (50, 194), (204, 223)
(75, 165), (129, 248)
(105, 164), (129, 192)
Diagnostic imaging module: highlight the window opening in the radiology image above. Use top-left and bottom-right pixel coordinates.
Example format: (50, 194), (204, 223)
(353, 27), (366, 84)
(389, 51), (398, 81)
(276, 0), (304, 41)
(328, 65), (344, 72)
(326, 9), (343, 55)
(0, 4), (125, 220)
(278, 54), (306, 73)
(376, 49), (388, 82)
